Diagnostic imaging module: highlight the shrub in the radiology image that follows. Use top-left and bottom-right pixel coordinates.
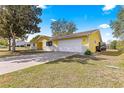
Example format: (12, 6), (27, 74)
(110, 40), (117, 49)
(0, 38), (8, 46)
(84, 49), (92, 55)
(116, 40), (124, 52)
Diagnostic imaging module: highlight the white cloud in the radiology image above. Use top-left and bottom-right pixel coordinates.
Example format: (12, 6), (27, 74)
(99, 24), (110, 29)
(106, 33), (111, 36)
(102, 5), (116, 11)
(50, 19), (56, 22)
(37, 5), (47, 9)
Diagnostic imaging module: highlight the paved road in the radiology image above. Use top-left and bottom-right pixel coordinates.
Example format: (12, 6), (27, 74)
(0, 52), (76, 75)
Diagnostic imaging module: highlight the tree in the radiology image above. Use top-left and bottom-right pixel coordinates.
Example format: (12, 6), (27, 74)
(30, 35), (41, 43)
(51, 19), (77, 36)
(110, 7), (124, 39)
(110, 40), (117, 49)
(116, 40), (124, 51)
(0, 5), (42, 52)
(0, 6), (12, 50)
(66, 22), (77, 34)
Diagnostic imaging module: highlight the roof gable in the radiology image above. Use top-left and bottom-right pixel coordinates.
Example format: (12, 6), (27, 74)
(32, 35), (51, 43)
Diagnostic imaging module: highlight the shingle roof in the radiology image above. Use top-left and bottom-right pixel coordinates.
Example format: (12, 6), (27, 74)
(50, 29), (100, 40)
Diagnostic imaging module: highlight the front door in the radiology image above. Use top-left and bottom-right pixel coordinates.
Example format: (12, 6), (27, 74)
(37, 42), (43, 50)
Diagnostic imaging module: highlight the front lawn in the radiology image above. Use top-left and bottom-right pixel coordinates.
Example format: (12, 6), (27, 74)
(0, 47), (45, 58)
(99, 49), (122, 56)
(0, 51), (124, 88)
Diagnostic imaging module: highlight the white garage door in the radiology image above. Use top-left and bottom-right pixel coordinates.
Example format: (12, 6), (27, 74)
(58, 38), (87, 53)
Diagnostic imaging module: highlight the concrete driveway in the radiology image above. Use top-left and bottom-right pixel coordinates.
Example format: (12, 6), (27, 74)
(0, 52), (76, 75)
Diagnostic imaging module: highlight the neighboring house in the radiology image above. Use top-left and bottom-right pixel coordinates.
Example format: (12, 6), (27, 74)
(31, 29), (102, 53)
(16, 40), (30, 47)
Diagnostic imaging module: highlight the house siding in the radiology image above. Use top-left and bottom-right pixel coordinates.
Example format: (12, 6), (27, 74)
(53, 40), (58, 47)
(89, 31), (102, 52)
(82, 36), (88, 45)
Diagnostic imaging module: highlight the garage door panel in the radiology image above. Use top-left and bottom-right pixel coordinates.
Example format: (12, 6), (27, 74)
(58, 38), (87, 52)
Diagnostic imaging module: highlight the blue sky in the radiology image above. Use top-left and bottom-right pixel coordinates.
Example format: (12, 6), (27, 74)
(28, 5), (121, 43)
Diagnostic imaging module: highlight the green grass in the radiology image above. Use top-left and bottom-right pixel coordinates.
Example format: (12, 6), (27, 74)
(117, 54), (124, 68)
(0, 53), (124, 88)
(99, 50), (122, 56)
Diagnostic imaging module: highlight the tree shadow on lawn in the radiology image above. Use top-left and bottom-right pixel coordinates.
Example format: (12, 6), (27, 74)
(100, 50), (122, 56)
(46, 55), (107, 65)
(0, 49), (50, 57)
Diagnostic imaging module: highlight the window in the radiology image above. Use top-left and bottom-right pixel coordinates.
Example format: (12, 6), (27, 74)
(46, 41), (52, 46)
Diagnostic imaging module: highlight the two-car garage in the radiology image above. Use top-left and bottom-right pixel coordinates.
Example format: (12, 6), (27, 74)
(57, 38), (87, 53)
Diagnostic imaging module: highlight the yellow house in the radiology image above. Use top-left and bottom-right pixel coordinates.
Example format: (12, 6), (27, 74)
(31, 29), (102, 53)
